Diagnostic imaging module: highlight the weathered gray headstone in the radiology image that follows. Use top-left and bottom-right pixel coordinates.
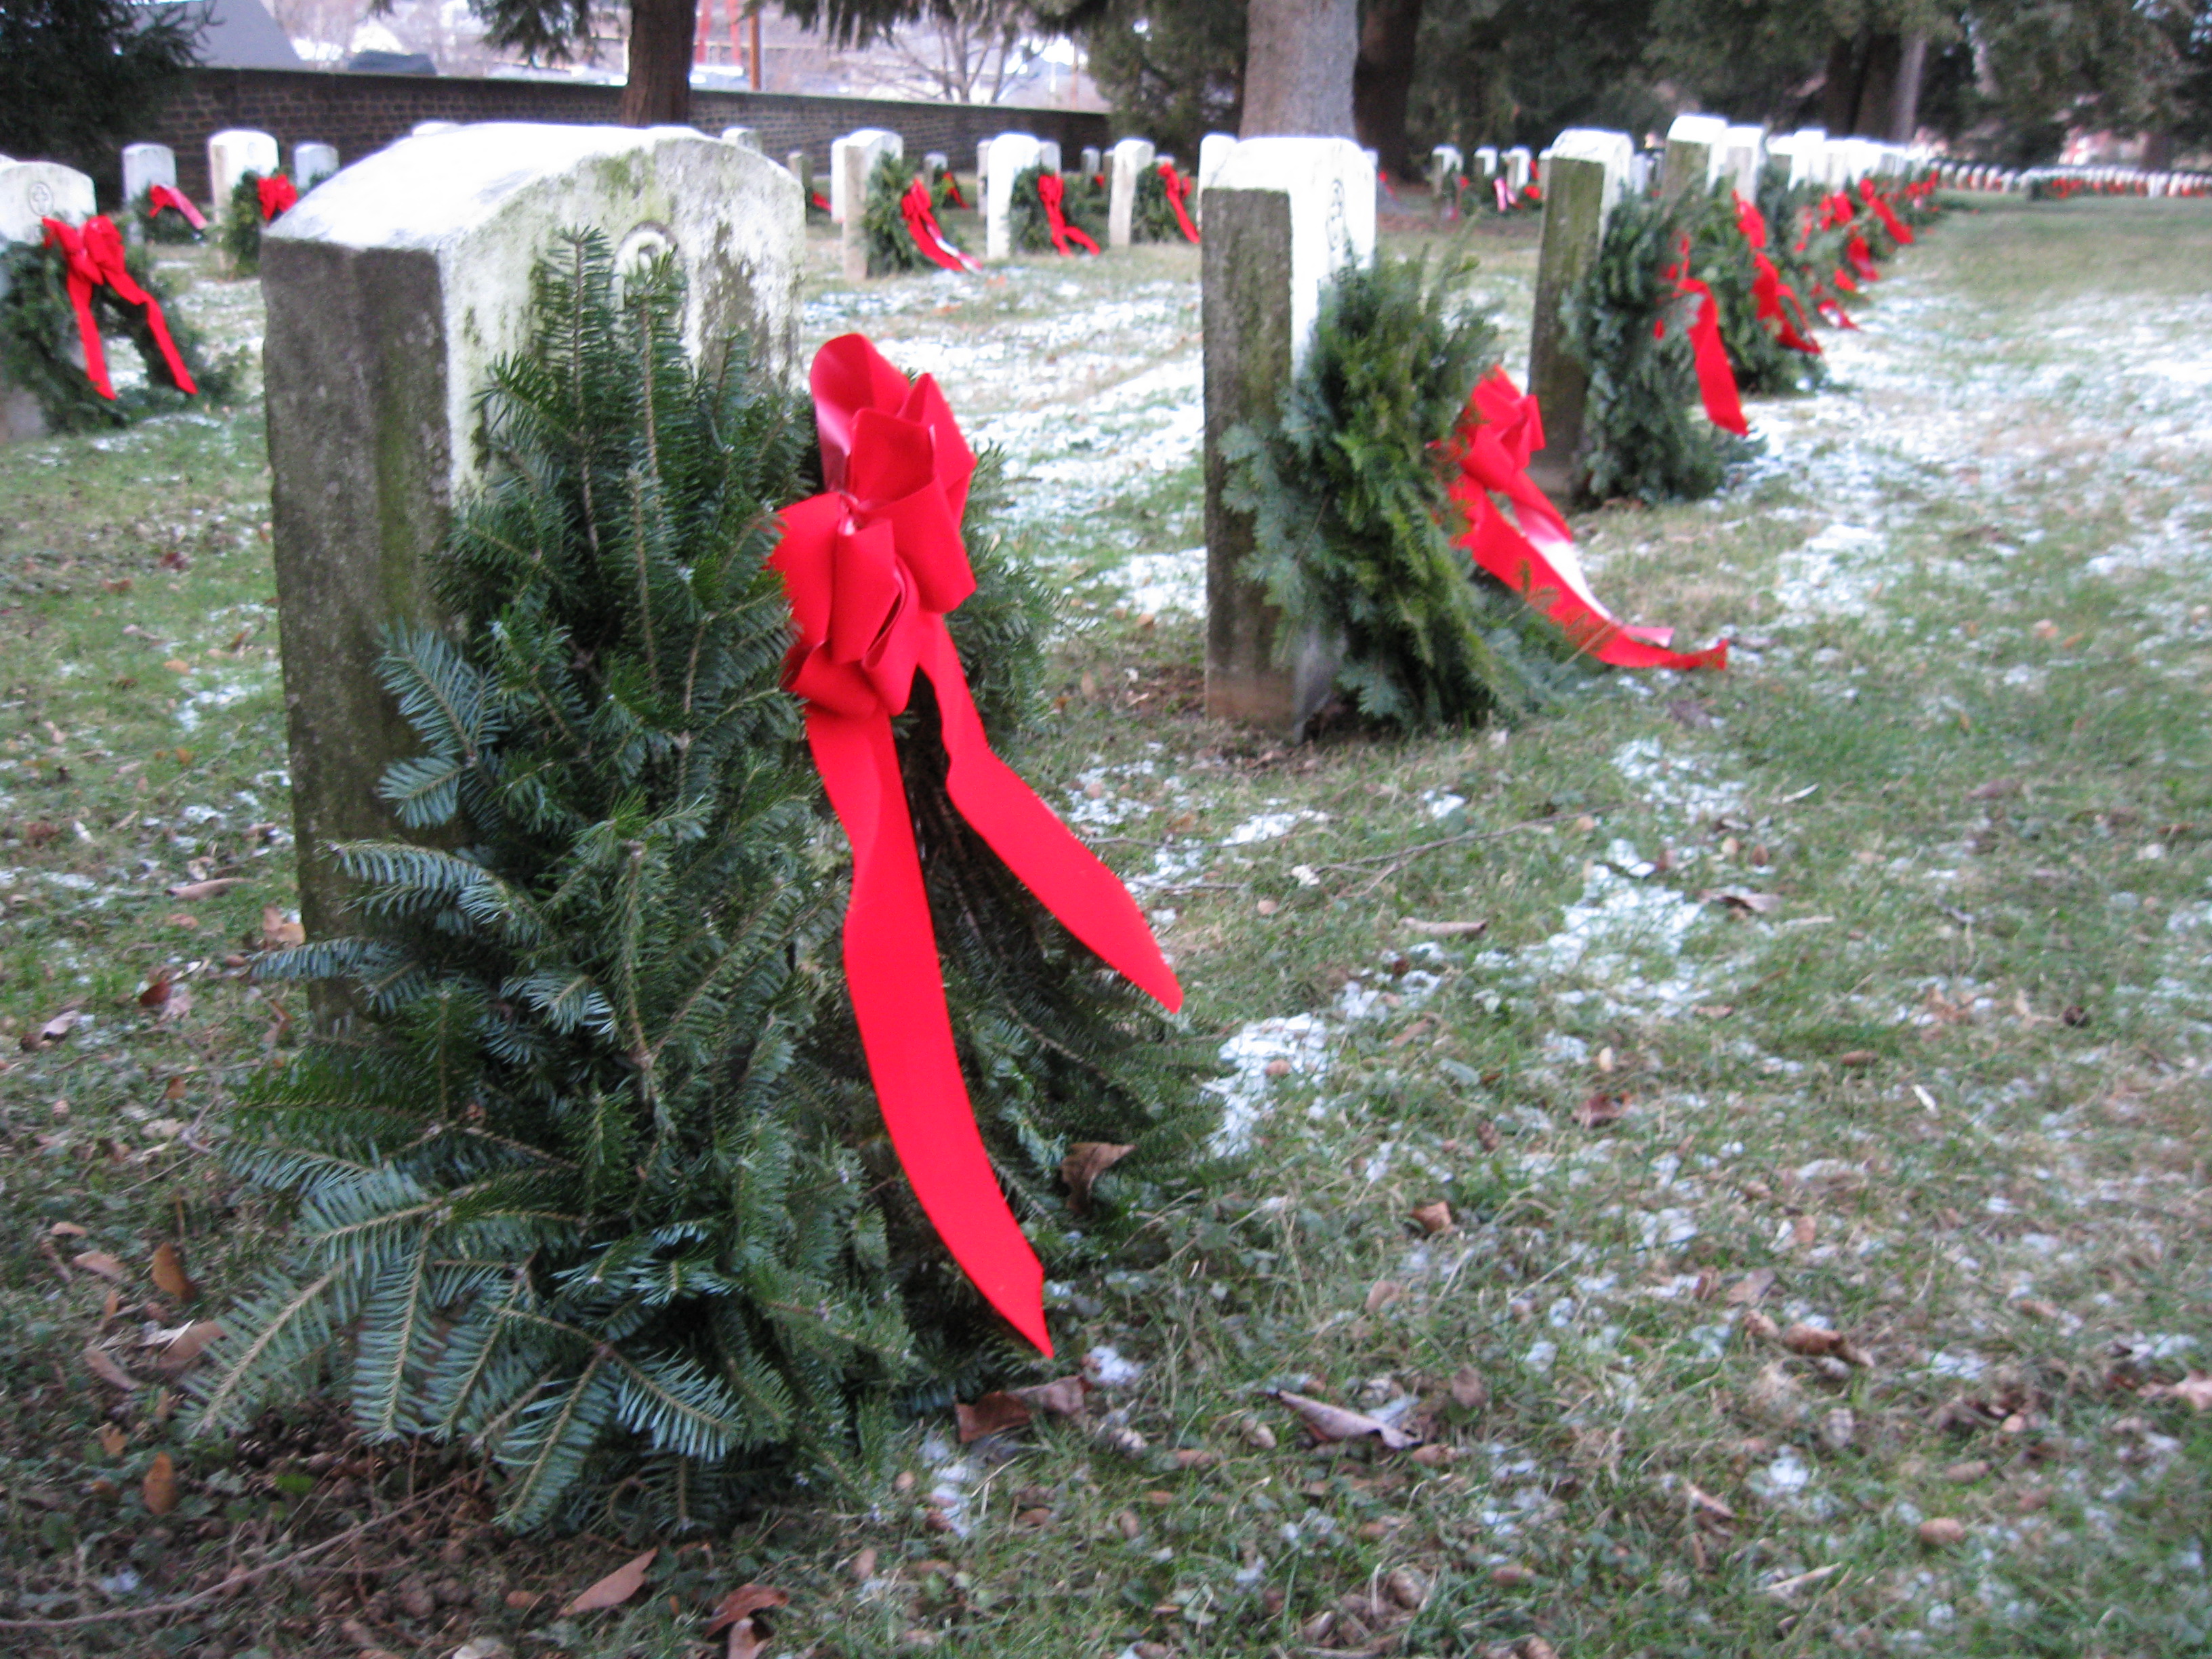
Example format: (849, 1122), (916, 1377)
(1040, 140), (1063, 176)
(786, 149), (814, 203)
(1525, 127), (1632, 500)
(1195, 131), (1237, 226)
(835, 127), (903, 279)
(923, 150), (948, 180)
(1200, 137), (1376, 735)
(1107, 136), (1155, 247)
(984, 131), (1042, 260)
(1474, 146), (1498, 182)
(1080, 146), (1101, 176)
(0, 161), (96, 244)
(1504, 146), (1533, 191)
(1785, 127), (1826, 187)
(1429, 143), (1463, 217)
(721, 126), (760, 150)
(293, 142), (340, 191)
(975, 139), (993, 199)
(260, 123), (803, 945)
(208, 128), (279, 211)
(122, 143), (177, 204)
(1720, 125), (1765, 196)
(411, 121), (459, 138)
(1661, 113), (1726, 199)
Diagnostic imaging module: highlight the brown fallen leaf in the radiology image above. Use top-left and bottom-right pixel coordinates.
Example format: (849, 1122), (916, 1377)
(1005, 1376), (1087, 1419)
(142, 1451), (178, 1515)
(1790, 1214), (1818, 1248)
(1060, 1141), (1134, 1213)
(955, 1391), (1033, 1443)
(850, 1548), (878, 1584)
(1742, 1309), (1781, 1341)
(1448, 1365), (1489, 1410)
(74, 1250), (129, 1283)
(49, 1221), (88, 1239)
(1917, 1517), (1967, 1547)
(1726, 1269), (1777, 1306)
(1401, 917), (1488, 937)
(1574, 1092), (1629, 1128)
(725, 1619), (769, 1659)
(1780, 1322), (1845, 1356)
(260, 905), (305, 949)
(150, 1242), (197, 1301)
(2142, 1371), (2212, 1411)
(1410, 1200), (1454, 1235)
(1685, 1481), (1738, 1521)
(705, 1583), (790, 1635)
(1700, 887), (1782, 915)
(22, 1009), (85, 1051)
(1943, 1459), (1991, 1483)
(98, 1422), (127, 1458)
(166, 878), (245, 900)
(1364, 1279), (1404, 1315)
(560, 1547), (656, 1615)
(138, 973), (173, 1011)
(155, 1320), (224, 1378)
(1271, 1389), (1420, 1452)
(1833, 1049), (1879, 1067)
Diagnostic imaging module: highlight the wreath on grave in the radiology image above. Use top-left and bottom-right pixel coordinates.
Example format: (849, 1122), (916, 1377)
(1223, 253), (1599, 731)
(131, 184), (205, 244)
(189, 230), (1210, 1532)
(0, 227), (235, 432)
(223, 167), (295, 275)
(1008, 163), (1106, 255)
(1684, 179), (1825, 396)
(1130, 161), (1198, 243)
(862, 150), (976, 275)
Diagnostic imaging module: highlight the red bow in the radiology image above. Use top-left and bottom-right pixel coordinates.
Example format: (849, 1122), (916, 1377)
(810, 190), (832, 213)
(1523, 182), (1543, 205)
(941, 173), (968, 209)
(39, 216), (198, 403)
(1732, 193), (1819, 355)
(1445, 368), (1727, 672)
(1843, 228), (1879, 283)
(1034, 173), (1099, 256)
(899, 178), (980, 273)
(1819, 190), (1856, 230)
(145, 184), (206, 231)
(258, 173), (298, 222)
(1656, 234), (1748, 437)
(1159, 163), (1200, 243)
(770, 336), (1181, 1353)
(1857, 177), (1912, 244)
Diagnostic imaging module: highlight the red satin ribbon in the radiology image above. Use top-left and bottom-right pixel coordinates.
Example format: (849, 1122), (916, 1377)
(1844, 229), (1879, 283)
(811, 190), (832, 213)
(1159, 163), (1200, 243)
(1523, 183), (1543, 205)
(1035, 173), (1099, 256)
(1493, 177), (1513, 213)
(1445, 368), (1726, 672)
(940, 174), (968, 209)
(899, 179), (981, 273)
(145, 184), (206, 230)
(258, 173), (298, 222)
(39, 216), (198, 402)
(1657, 234), (1748, 437)
(769, 335), (1182, 1353)
(1732, 193), (1820, 355)
(1820, 190), (1856, 230)
(1858, 177), (1913, 244)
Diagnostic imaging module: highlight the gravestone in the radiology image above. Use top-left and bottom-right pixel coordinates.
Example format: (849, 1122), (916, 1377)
(1107, 136), (1155, 247)
(1429, 144), (1463, 216)
(1721, 125), (1765, 196)
(835, 127), (902, 278)
(1504, 146), (1533, 191)
(975, 139), (993, 199)
(829, 127), (900, 225)
(0, 161), (96, 244)
(411, 121), (459, 138)
(1474, 146), (1499, 182)
(1040, 140), (1063, 175)
(294, 142), (340, 191)
(1080, 146), (1101, 176)
(121, 143), (177, 204)
(1661, 114), (1727, 199)
(1786, 127), (1826, 186)
(1524, 127), (1633, 500)
(1195, 131), (1237, 224)
(1200, 136), (1376, 734)
(208, 128), (279, 212)
(984, 131), (1042, 260)
(260, 123), (803, 945)
(721, 126), (760, 150)
(923, 150), (947, 182)
(786, 149), (813, 202)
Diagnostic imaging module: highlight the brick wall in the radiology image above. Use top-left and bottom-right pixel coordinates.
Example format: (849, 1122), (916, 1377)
(142, 69), (1114, 203)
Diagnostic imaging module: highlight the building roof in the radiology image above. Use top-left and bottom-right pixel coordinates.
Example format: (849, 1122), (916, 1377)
(140, 0), (302, 69)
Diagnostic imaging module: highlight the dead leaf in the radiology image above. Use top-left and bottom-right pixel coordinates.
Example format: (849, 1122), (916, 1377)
(2142, 1371), (2212, 1411)
(22, 1009), (84, 1051)
(725, 1620), (769, 1659)
(1271, 1389), (1421, 1451)
(1917, 1517), (1967, 1547)
(260, 905), (304, 949)
(1778, 1322), (1865, 1365)
(74, 1250), (128, 1282)
(166, 878), (245, 899)
(1700, 887), (1782, 915)
(1448, 1365), (1488, 1410)
(162, 658), (192, 673)
(1685, 1481), (1737, 1521)
(1943, 1459), (1990, 1483)
(1060, 1141), (1134, 1213)
(1742, 1309), (1781, 1341)
(1967, 778), (2022, 800)
(851, 1548), (878, 1584)
(1006, 1376), (1087, 1419)
(1410, 1200), (1454, 1235)
(955, 1392), (1033, 1443)
(141, 1450), (178, 1514)
(1726, 1269), (1776, 1306)
(1833, 1049), (1879, 1067)
(138, 974), (172, 1011)
(98, 1422), (127, 1457)
(560, 1547), (656, 1615)
(155, 1320), (224, 1378)
(1364, 1279), (1404, 1315)
(705, 1583), (790, 1635)
(1401, 917), (1488, 937)
(1790, 1214), (1818, 1248)
(150, 1242), (197, 1301)
(1574, 1092), (1629, 1128)
(49, 1221), (87, 1239)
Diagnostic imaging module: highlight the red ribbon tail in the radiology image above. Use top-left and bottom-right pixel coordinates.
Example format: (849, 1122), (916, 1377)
(1682, 283), (1748, 436)
(62, 270), (115, 401)
(920, 626), (1182, 1012)
(1065, 224), (1100, 255)
(806, 705), (1052, 1354)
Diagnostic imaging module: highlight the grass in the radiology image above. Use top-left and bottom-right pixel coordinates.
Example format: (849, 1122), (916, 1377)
(3, 195), (2211, 1658)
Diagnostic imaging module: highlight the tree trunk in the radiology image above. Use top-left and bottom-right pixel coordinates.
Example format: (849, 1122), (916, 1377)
(1853, 33), (1900, 136)
(1888, 30), (1927, 141)
(621, 0), (699, 126)
(1820, 35), (1863, 135)
(1353, 0), (1425, 178)
(1240, 0), (1359, 138)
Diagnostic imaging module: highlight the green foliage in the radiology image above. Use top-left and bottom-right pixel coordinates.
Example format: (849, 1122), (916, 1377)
(222, 169), (285, 276)
(0, 0), (201, 178)
(0, 236), (235, 433)
(1069, 0), (1246, 156)
(129, 186), (203, 245)
(863, 151), (928, 276)
(1411, 0), (1671, 152)
(1684, 178), (1823, 397)
(1008, 164), (1105, 255)
(1225, 253), (1549, 733)
(1559, 193), (1738, 506)
(191, 230), (1209, 1532)
(1130, 163), (1191, 243)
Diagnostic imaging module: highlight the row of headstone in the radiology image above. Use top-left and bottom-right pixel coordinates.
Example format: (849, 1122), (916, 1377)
(1421, 144), (1536, 213)
(1939, 161), (2209, 197)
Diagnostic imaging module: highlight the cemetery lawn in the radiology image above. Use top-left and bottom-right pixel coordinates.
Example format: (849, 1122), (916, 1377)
(0, 196), (2207, 1657)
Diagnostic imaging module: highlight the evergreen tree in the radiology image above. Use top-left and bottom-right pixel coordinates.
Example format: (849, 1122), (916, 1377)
(190, 231), (1208, 1531)
(0, 0), (201, 182)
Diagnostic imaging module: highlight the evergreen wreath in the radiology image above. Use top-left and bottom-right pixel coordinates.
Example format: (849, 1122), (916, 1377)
(860, 151), (972, 276)
(129, 185), (203, 244)
(1008, 163), (1105, 253)
(0, 235), (234, 432)
(1685, 179), (1823, 398)
(1557, 192), (1742, 505)
(188, 230), (1208, 1532)
(1224, 252), (1577, 732)
(1129, 163), (1187, 243)
(1755, 163), (1852, 323)
(222, 168), (288, 276)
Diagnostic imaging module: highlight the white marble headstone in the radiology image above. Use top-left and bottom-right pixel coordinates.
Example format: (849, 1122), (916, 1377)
(122, 143), (178, 204)
(983, 131), (1043, 261)
(1504, 146), (1534, 190)
(1107, 136), (1155, 248)
(1040, 140), (1063, 175)
(209, 128), (280, 209)
(0, 161), (97, 245)
(1786, 127), (1826, 187)
(828, 127), (901, 224)
(720, 126), (760, 150)
(412, 121), (459, 138)
(294, 142), (340, 191)
(1204, 136), (1376, 369)
(1720, 125), (1766, 196)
